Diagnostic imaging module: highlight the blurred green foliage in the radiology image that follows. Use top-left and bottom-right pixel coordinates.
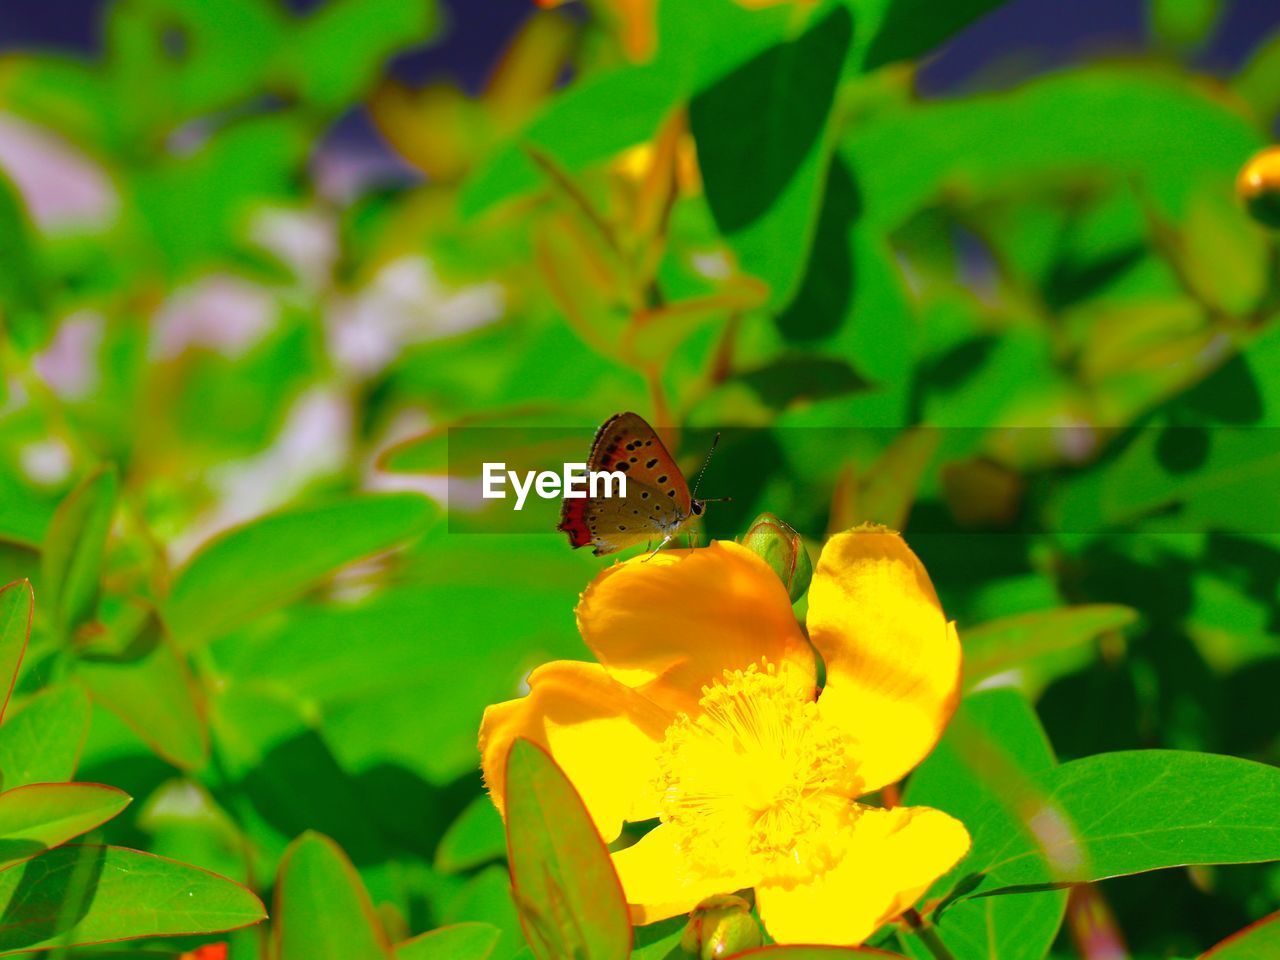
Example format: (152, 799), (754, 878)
(0, 0), (1279, 956)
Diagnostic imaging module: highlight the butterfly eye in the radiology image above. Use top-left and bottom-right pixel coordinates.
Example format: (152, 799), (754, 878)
(692, 501), (704, 515)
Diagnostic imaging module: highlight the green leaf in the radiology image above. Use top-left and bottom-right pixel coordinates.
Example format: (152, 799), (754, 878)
(906, 689), (1058, 816)
(0, 543), (38, 597)
(1179, 182), (1270, 317)
(630, 918), (685, 960)
(1200, 323), (1280, 424)
(1150, 0), (1222, 52)
(0, 580), (33, 722)
(1201, 911), (1280, 959)
(0, 169), (48, 351)
(0, 844), (265, 954)
(902, 892), (1065, 960)
(41, 465), (119, 640)
(851, 0), (1012, 72)
(461, 0), (799, 217)
(166, 494), (435, 648)
(437, 865), (524, 960)
(380, 409), (587, 476)
(734, 947), (909, 957)
(0, 684), (91, 788)
(132, 115), (310, 278)
(1236, 30), (1280, 124)
(215, 532), (598, 786)
(0, 783), (130, 869)
(395, 923), (501, 960)
(1050, 428), (1274, 535)
(846, 67), (1262, 233)
(504, 738), (631, 960)
(74, 605), (208, 770)
(275, 831), (393, 960)
(772, 157), (916, 399)
(55, 952), (187, 959)
(958, 750), (1280, 898)
(903, 689), (1066, 960)
(435, 795), (507, 874)
(104, 0), (286, 128)
(962, 604), (1138, 687)
(1048, 327), (1280, 536)
(461, 63), (680, 219)
(833, 428), (938, 532)
(285, 0), (437, 111)
(135, 778), (245, 887)
(207, 686), (389, 866)
(0, 57), (110, 155)
(690, 5), (851, 308)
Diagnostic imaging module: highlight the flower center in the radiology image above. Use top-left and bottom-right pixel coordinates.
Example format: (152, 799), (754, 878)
(654, 661), (860, 885)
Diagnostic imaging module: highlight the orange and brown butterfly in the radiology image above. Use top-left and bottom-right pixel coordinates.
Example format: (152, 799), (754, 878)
(558, 412), (725, 556)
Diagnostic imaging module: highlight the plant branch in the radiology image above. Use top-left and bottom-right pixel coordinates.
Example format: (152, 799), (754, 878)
(904, 907), (958, 960)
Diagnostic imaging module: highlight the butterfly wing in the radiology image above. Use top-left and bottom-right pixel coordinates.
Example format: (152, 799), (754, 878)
(558, 412), (693, 555)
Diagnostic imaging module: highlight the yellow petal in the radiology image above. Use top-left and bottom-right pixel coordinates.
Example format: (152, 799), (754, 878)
(478, 660), (672, 842)
(611, 824), (754, 924)
(577, 541), (815, 716)
(806, 527), (961, 791)
(756, 805), (970, 945)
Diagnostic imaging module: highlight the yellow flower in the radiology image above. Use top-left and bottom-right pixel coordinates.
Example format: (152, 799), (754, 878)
(479, 527), (970, 945)
(1238, 146), (1280, 229)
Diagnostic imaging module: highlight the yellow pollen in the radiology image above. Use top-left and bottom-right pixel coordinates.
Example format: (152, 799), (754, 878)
(655, 660), (860, 885)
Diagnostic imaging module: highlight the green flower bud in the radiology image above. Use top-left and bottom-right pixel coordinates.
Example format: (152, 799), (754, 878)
(740, 512), (813, 602)
(680, 894), (763, 959)
(1238, 146), (1280, 230)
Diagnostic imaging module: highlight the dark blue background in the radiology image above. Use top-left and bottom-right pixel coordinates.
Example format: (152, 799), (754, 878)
(3, 0), (1276, 156)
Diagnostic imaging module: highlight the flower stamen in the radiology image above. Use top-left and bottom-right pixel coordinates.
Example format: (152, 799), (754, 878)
(655, 660), (861, 884)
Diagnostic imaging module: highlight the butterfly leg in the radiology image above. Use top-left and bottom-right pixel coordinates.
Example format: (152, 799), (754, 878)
(642, 534), (673, 562)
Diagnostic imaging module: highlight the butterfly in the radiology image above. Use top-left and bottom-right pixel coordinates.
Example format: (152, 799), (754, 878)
(558, 412), (727, 556)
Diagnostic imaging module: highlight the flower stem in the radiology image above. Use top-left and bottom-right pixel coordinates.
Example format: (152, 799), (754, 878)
(904, 908), (958, 960)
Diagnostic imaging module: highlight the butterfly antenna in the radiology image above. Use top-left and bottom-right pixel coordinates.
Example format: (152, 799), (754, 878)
(691, 431), (722, 500)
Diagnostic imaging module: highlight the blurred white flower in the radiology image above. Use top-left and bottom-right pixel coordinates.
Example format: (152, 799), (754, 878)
(165, 118), (215, 158)
(363, 406), (450, 502)
(0, 378), (26, 416)
(19, 438), (73, 486)
(0, 113), (118, 229)
(141, 779), (210, 821)
(171, 387), (352, 562)
(972, 668), (1023, 692)
(1197, 331), (1232, 369)
(151, 275), (277, 360)
(311, 138), (420, 205)
(1053, 414), (1099, 465)
(34, 311), (102, 400)
(250, 206), (339, 292)
(327, 256), (503, 378)
(691, 249), (734, 280)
